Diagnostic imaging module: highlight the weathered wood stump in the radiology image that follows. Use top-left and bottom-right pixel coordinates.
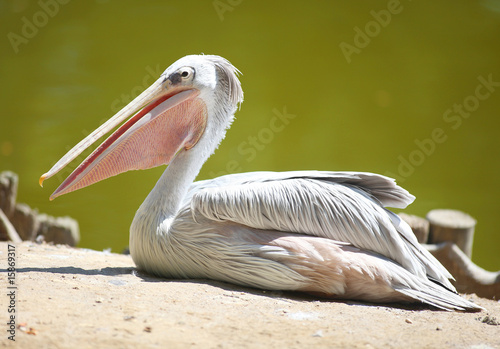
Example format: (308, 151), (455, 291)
(0, 208), (21, 242)
(398, 213), (429, 243)
(0, 171), (18, 218)
(426, 242), (500, 300)
(427, 209), (476, 258)
(11, 203), (40, 241)
(37, 214), (80, 246)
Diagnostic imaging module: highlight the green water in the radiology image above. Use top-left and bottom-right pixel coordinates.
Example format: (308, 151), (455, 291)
(1, 0), (499, 270)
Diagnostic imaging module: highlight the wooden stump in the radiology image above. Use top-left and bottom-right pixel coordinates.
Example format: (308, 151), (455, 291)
(398, 213), (429, 243)
(37, 214), (80, 246)
(0, 171), (18, 218)
(11, 203), (40, 241)
(427, 209), (476, 258)
(426, 242), (500, 299)
(0, 209), (21, 242)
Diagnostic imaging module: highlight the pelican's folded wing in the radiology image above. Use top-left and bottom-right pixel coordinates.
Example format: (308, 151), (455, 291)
(190, 171), (453, 288)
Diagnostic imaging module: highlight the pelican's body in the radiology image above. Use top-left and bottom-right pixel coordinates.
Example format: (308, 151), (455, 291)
(131, 170), (451, 305)
(41, 55), (482, 311)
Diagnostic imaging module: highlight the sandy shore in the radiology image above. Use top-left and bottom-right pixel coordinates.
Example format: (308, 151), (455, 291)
(1, 241), (499, 349)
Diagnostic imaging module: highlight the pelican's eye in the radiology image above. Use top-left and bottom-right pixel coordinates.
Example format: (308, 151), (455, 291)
(179, 67), (194, 81)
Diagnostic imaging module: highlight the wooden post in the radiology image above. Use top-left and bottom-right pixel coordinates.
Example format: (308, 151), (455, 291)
(426, 242), (500, 299)
(398, 213), (429, 243)
(0, 171), (18, 218)
(426, 209), (476, 258)
(0, 209), (22, 242)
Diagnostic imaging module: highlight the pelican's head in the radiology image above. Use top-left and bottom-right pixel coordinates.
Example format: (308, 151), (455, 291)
(39, 55), (243, 200)
(161, 55), (243, 119)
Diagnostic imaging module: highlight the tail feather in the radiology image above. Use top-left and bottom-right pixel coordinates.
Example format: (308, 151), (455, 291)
(341, 243), (485, 312)
(396, 284), (484, 312)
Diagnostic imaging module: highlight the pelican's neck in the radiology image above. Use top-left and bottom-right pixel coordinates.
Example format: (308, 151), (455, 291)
(140, 147), (206, 222)
(129, 146), (208, 270)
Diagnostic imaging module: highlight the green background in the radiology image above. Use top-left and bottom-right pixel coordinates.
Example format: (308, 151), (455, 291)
(1, 0), (499, 270)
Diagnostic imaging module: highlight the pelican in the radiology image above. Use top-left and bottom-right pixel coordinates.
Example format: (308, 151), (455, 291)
(40, 55), (482, 311)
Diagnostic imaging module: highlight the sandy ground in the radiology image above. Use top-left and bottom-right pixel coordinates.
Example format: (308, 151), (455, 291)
(1, 241), (499, 349)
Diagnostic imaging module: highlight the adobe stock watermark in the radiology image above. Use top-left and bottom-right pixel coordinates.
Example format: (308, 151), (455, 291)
(110, 64), (163, 113)
(339, 0), (410, 64)
(385, 74), (499, 183)
(213, 0), (243, 21)
(7, 0), (72, 54)
(6, 243), (17, 341)
(208, 106), (296, 178)
(51, 64), (163, 182)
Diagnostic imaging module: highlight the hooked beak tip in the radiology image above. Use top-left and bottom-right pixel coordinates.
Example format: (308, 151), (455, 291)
(40, 173), (57, 201)
(39, 173), (47, 187)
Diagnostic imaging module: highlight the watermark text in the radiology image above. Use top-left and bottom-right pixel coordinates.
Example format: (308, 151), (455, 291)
(6, 244), (17, 341)
(7, 0), (72, 54)
(386, 74), (499, 182)
(339, 0), (408, 63)
(209, 106), (296, 177)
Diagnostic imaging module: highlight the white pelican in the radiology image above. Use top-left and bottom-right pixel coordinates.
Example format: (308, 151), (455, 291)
(40, 55), (482, 311)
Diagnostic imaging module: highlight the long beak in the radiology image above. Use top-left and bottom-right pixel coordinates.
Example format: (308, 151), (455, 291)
(40, 76), (207, 200)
